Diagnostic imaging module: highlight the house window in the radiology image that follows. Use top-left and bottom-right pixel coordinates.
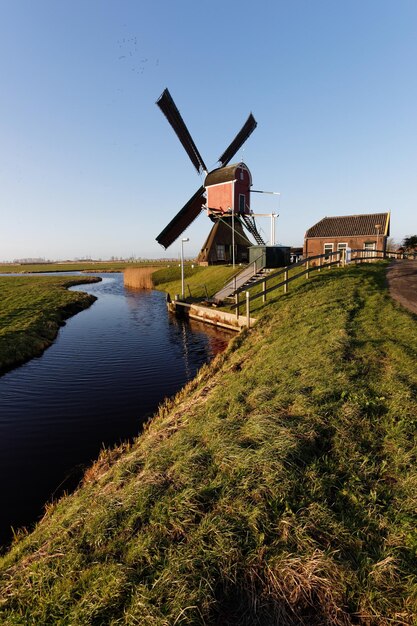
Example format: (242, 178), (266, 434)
(239, 194), (246, 213)
(363, 242), (376, 258)
(324, 243), (333, 261)
(216, 244), (226, 261)
(337, 243), (347, 260)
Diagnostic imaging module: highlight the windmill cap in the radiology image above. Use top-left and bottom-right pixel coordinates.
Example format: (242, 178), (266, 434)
(204, 163), (252, 187)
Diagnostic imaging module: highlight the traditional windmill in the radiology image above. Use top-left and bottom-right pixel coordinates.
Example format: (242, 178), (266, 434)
(155, 88), (265, 265)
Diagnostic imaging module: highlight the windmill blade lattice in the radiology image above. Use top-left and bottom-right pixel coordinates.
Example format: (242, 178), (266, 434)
(155, 88), (258, 250)
(218, 113), (257, 166)
(156, 88), (207, 175)
(156, 186), (206, 249)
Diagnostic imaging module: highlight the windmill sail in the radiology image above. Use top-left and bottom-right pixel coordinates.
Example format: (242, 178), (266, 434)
(218, 113), (257, 166)
(155, 88), (258, 250)
(156, 186), (206, 249)
(156, 88), (207, 174)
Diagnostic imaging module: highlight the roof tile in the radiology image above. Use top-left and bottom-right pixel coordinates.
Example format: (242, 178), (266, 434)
(306, 213), (390, 238)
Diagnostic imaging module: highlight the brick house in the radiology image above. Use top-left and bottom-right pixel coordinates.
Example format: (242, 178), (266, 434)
(304, 212), (390, 261)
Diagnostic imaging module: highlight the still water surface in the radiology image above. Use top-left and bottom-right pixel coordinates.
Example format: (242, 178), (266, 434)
(0, 273), (232, 546)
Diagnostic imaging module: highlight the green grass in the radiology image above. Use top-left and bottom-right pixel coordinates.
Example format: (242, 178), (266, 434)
(152, 264), (238, 300)
(0, 263), (416, 624)
(226, 261), (340, 316)
(0, 275), (100, 373)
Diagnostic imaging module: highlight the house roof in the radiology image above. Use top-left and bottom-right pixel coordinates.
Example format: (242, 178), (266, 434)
(204, 162), (251, 187)
(305, 213), (390, 238)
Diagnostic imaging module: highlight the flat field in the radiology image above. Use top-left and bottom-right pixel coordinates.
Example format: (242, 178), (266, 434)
(0, 262), (416, 624)
(0, 275), (99, 373)
(0, 260), (163, 274)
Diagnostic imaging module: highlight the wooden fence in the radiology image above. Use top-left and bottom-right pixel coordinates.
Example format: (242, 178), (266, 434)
(232, 248), (412, 328)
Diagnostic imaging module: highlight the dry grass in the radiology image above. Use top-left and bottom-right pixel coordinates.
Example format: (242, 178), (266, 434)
(123, 267), (159, 290)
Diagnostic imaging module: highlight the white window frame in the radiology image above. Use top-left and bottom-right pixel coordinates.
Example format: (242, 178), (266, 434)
(337, 242), (348, 250)
(324, 243), (333, 261)
(363, 241), (376, 258)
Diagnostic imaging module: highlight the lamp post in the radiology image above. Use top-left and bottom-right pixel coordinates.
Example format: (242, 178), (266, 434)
(375, 224), (381, 258)
(181, 237), (189, 299)
(231, 208), (235, 268)
(227, 207), (235, 268)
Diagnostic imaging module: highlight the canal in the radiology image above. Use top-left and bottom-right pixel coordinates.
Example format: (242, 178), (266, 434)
(0, 273), (233, 547)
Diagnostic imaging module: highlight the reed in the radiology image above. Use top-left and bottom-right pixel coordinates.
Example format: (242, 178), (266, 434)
(123, 267), (158, 290)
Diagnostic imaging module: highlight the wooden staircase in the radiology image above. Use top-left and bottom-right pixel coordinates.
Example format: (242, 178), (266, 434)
(239, 214), (265, 245)
(213, 263), (270, 303)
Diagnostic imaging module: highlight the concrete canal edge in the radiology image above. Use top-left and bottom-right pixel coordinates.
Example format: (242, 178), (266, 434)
(121, 267), (257, 330)
(167, 300), (256, 331)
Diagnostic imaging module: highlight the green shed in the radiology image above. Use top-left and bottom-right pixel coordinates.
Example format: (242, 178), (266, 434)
(249, 245), (291, 270)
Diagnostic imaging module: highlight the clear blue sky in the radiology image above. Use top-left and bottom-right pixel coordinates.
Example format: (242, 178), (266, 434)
(1, 0), (416, 261)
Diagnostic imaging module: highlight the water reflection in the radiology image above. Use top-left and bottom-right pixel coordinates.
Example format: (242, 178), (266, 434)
(0, 273), (233, 547)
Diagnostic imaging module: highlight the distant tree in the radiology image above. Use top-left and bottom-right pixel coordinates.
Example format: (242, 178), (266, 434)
(386, 237), (398, 252)
(402, 235), (417, 251)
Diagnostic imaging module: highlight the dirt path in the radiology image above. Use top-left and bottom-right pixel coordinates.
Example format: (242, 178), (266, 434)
(386, 260), (417, 315)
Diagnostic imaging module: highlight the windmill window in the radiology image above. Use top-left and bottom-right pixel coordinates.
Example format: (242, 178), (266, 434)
(216, 244), (226, 261)
(239, 194), (246, 212)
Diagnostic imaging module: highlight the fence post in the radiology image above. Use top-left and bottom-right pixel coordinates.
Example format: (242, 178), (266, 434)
(235, 292), (240, 319)
(187, 284), (192, 298)
(246, 291), (250, 328)
(318, 256), (321, 272)
(306, 259), (310, 280)
(284, 268), (288, 293)
(262, 279), (266, 303)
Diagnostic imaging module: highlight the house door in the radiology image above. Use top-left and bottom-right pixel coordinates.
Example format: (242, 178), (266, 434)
(337, 243), (347, 263)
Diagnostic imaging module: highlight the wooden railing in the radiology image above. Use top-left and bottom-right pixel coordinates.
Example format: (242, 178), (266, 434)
(231, 248), (414, 327)
(225, 253), (265, 289)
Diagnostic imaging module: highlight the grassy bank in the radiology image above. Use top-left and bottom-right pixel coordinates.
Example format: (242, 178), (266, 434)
(122, 264), (237, 299)
(0, 275), (100, 373)
(0, 263), (416, 624)
(152, 264), (237, 300)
